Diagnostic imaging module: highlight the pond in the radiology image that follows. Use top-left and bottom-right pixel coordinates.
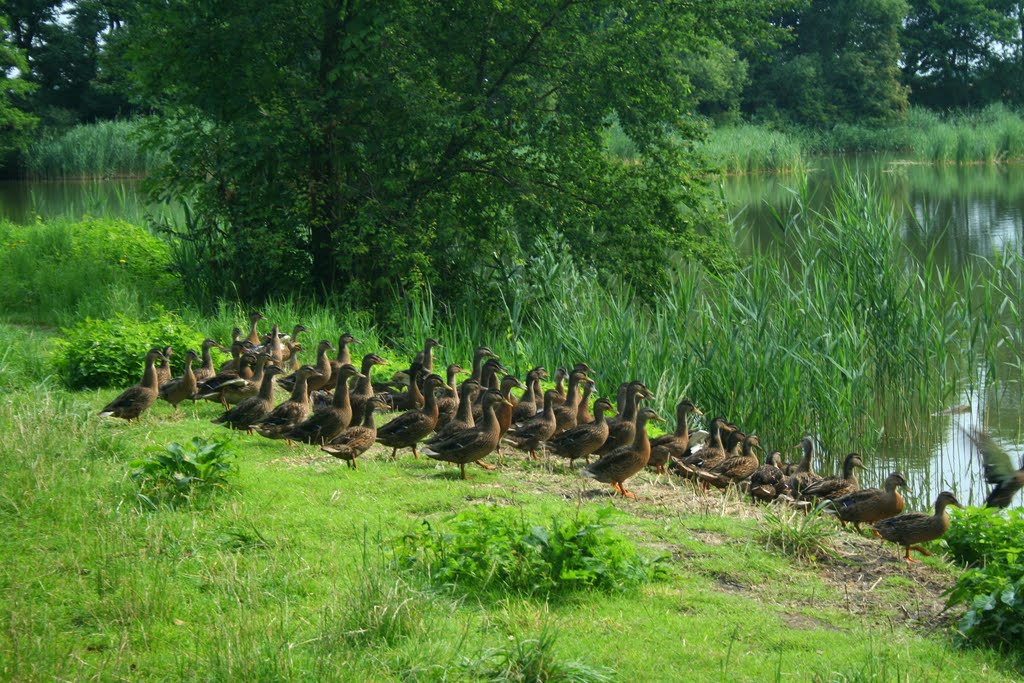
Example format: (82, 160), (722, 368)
(1, 161), (1021, 508)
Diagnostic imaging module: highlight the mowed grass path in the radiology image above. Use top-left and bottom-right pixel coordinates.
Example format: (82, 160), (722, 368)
(1, 384), (1018, 682)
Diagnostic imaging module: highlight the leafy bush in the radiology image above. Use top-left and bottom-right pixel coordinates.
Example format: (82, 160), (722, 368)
(130, 437), (237, 506)
(944, 507), (1024, 650)
(396, 506), (666, 597)
(0, 217), (180, 325)
(53, 310), (207, 389)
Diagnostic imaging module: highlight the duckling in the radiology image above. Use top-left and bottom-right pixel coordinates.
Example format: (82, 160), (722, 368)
(583, 407), (664, 498)
(155, 346), (173, 387)
(375, 374), (445, 459)
(194, 338), (226, 384)
(698, 434), (763, 489)
(427, 379), (481, 444)
(648, 398), (702, 475)
(322, 396), (388, 468)
(872, 491), (962, 563)
(158, 349), (198, 411)
(552, 371), (589, 434)
(510, 367), (547, 423)
(832, 472), (906, 532)
(747, 451), (790, 502)
(349, 353), (388, 424)
(787, 436), (822, 497)
(98, 349), (164, 422)
(965, 428), (1024, 508)
(547, 397), (614, 466)
(423, 390), (512, 479)
(282, 363), (364, 445)
(254, 366), (321, 441)
(799, 452), (864, 502)
(505, 389), (560, 460)
(212, 365), (287, 434)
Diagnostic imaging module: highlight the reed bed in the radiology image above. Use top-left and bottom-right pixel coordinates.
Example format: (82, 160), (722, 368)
(23, 119), (165, 179)
(701, 124), (805, 174)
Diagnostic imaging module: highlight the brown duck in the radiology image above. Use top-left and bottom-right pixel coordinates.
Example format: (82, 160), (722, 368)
(279, 339), (335, 395)
(435, 363), (467, 429)
(583, 407), (664, 498)
(155, 345), (173, 387)
(212, 365), (287, 434)
(322, 396), (388, 469)
(254, 366), (321, 441)
(575, 380), (596, 425)
(493, 374), (528, 459)
(552, 371), (589, 434)
(648, 398), (702, 475)
(349, 353), (388, 424)
(329, 332), (359, 378)
(593, 381), (653, 457)
(504, 389), (560, 460)
(675, 417), (733, 475)
(193, 338), (226, 384)
(422, 390), (512, 479)
(98, 349), (164, 422)
(510, 366), (547, 423)
(832, 471), (906, 531)
(427, 379), (481, 444)
(158, 349), (198, 411)
(799, 452), (864, 502)
(873, 491), (961, 563)
(375, 374), (445, 459)
(698, 434), (763, 489)
(282, 363), (364, 445)
(965, 428), (1024, 508)
(195, 352), (257, 408)
(747, 451), (790, 502)
(787, 436), (822, 497)
(547, 397), (614, 466)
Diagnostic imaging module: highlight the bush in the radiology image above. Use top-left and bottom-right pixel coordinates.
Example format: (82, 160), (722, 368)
(130, 437), (237, 506)
(53, 310), (207, 389)
(944, 507), (1024, 650)
(0, 217), (180, 325)
(396, 505), (667, 597)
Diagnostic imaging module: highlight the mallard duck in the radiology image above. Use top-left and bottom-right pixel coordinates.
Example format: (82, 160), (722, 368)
(583, 407), (664, 498)
(547, 397), (614, 466)
(575, 380), (596, 425)
(413, 337), (443, 377)
(553, 371), (589, 434)
(965, 428), (1024, 508)
(551, 367), (569, 405)
(376, 374), (445, 459)
(219, 352), (273, 405)
(158, 349), (198, 411)
(428, 379), (481, 444)
(155, 345), (173, 387)
(747, 451), (789, 502)
(510, 367), (547, 423)
(195, 352), (258, 408)
(282, 340), (303, 373)
(329, 332), (359, 378)
(382, 362), (426, 412)
(698, 434), (763, 489)
(322, 396), (388, 468)
(505, 389), (560, 460)
(873, 491), (962, 563)
(278, 339), (335, 395)
(675, 417), (733, 474)
(244, 311), (264, 345)
(423, 390), (512, 479)
(98, 349), (164, 422)
(254, 366), (321, 441)
(261, 324), (285, 364)
(800, 452), (864, 502)
(593, 382), (653, 457)
(494, 374), (528, 458)
(282, 363), (364, 445)
(787, 436), (822, 497)
(349, 353), (388, 424)
(212, 365), (287, 434)
(476, 357), (507, 395)
(218, 338), (257, 373)
(832, 472), (906, 532)
(193, 338), (226, 384)
(648, 398), (703, 475)
(469, 345), (500, 382)
(434, 363), (467, 429)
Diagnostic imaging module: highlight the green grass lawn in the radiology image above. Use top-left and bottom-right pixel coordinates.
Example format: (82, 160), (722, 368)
(2, 369), (1019, 683)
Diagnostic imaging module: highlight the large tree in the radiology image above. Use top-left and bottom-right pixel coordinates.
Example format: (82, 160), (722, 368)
(0, 17), (37, 160)
(128, 0), (780, 315)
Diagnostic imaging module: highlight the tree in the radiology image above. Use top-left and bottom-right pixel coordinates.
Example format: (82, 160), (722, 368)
(0, 18), (37, 161)
(128, 0), (782, 316)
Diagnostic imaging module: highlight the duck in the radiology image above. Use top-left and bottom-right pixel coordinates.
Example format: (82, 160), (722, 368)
(218, 338), (257, 374)
(747, 451), (790, 502)
(349, 353), (388, 424)
(261, 324), (285, 364)
(422, 390), (511, 479)
(193, 338), (226, 384)
(329, 332), (359, 378)
(157, 349), (198, 411)
(697, 434), (763, 489)
(647, 398), (702, 475)
(427, 379), (481, 444)
(98, 349), (164, 422)
(547, 397), (614, 466)
(965, 428), (1024, 508)
(194, 352), (257, 408)
(281, 363), (364, 445)
(583, 407), (664, 498)
(511, 366), (547, 423)
(435, 363), (467, 429)
(155, 345), (173, 386)
(551, 367), (569, 405)
(244, 311), (264, 345)
(469, 345), (500, 382)
(282, 340), (304, 373)
(552, 371), (589, 434)
(219, 352), (273, 405)
(254, 366), (321, 441)
(475, 358), (507, 396)
(674, 417), (733, 475)
(212, 365), (288, 434)
(382, 362), (427, 412)
(413, 337), (443, 377)
(322, 396), (388, 469)
(831, 472), (906, 532)
(787, 436), (822, 497)
(799, 452), (864, 502)
(872, 491), (962, 563)
(278, 339), (335, 395)
(593, 382), (653, 457)
(493, 374), (528, 459)
(504, 389), (560, 460)
(375, 374), (445, 459)
(575, 380), (596, 425)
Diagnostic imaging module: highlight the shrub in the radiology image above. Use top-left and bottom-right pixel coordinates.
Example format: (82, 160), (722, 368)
(396, 506), (667, 597)
(53, 310), (208, 389)
(130, 437), (237, 506)
(943, 507), (1024, 568)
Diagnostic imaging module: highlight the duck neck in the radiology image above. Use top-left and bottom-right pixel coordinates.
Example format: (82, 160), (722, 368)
(520, 375), (537, 405)
(455, 387), (476, 425)
(246, 317), (260, 344)
(142, 356), (159, 390)
(710, 422), (726, 450)
(543, 394), (556, 419)
(593, 404), (608, 425)
(258, 372), (277, 400)
(421, 342), (434, 372)
(336, 338), (351, 366)
(250, 356), (268, 384)
(422, 383), (438, 418)
(184, 355), (195, 381)
(564, 375), (582, 407)
(315, 346), (331, 373)
(362, 403), (378, 428)
(622, 387), (640, 421)
(796, 443), (814, 474)
(632, 414), (652, 453)
(290, 374), (311, 404)
(357, 358), (375, 395)
(843, 461), (859, 483)
(201, 345), (215, 373)
(408, 369), (424, 404)
(471, 352), (487, 382)
(674, 406), (690, 438)
(332, 371), (352, 409)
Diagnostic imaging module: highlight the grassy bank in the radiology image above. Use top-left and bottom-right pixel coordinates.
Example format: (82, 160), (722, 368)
(23, 119), (165, 180)
(1, 323), (1020, 681)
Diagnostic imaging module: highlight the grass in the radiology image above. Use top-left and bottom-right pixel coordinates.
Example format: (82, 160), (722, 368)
(701, 124), (805, 174)
(1, 326), (1019, 680)
(23, 119), (166, 179)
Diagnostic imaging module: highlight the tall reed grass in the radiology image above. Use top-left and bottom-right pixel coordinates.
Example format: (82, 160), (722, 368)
(701, 125), (805, 174)
(24, 119), (165, 179)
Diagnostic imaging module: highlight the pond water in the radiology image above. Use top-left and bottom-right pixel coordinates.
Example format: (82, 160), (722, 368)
(1, 162), (1021, 508)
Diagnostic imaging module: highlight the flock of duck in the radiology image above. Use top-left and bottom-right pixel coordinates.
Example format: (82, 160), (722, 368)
(98, 313), (1024, 564)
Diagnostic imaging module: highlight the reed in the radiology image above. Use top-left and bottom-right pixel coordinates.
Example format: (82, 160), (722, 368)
(702, 124), (805, 174)
(23, 119), (165, 179)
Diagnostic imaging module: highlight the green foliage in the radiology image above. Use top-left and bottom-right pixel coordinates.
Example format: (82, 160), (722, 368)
(129, 437), (237, 506)
(944, 507), (1024, 650)
(0, 17), (38, 164)
(703, 125), (804, 173)
(0, 217), (180, 325)
(24, 119), (164, 179)
(758, 504), (837, 562)
(465, 627), (618, 683)
(396, 506), (666, 597)
(53, 311), (206, 389)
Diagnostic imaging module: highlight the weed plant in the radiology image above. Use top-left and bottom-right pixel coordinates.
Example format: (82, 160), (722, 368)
(130, 437), (237, 507)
